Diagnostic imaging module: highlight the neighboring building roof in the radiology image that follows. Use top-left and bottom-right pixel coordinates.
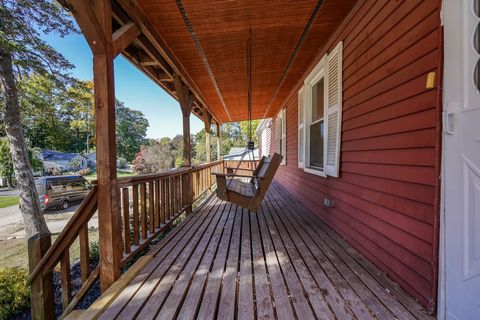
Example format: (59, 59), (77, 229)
(227, 147), (246, 156)
(223, 148), (259, 161)
(40, 150), (86, 161)
(256, 118), (272, 134)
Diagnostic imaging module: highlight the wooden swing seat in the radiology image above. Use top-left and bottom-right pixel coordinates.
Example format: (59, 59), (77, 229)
(213, 153), (282, 212)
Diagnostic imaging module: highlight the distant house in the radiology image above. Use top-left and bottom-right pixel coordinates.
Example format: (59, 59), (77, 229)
(85, 152), (97, 168)
(256, 118), (272, 158)
(40, 150), (88, 174)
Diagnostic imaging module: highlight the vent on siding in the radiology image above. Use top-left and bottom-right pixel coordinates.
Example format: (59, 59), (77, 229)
(328, 53), (339, 107)
(327, 111), (338, 165)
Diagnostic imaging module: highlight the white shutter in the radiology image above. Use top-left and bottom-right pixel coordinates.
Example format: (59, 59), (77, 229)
(325, 41), (343, 177)
(281, 108), (286, 165)
(298, 87), (305, 168)
(275, 115), (281, 154)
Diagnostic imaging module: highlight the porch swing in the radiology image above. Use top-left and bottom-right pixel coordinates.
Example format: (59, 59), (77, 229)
(212, 30), (282, 212)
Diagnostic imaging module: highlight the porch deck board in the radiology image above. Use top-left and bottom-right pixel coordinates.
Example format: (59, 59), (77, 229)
(96, 183), (432, 320)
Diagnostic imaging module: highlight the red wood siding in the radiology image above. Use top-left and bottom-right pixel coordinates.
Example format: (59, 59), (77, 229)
(269, 0), (442, 311)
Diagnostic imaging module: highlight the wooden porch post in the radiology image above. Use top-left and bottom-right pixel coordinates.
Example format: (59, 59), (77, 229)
(203, 111), (212, 163)
(28, 233), (55, 320)
(92, 0), (121, 291)
(174, 74), (194, 213)
(216, 123), (221, 160)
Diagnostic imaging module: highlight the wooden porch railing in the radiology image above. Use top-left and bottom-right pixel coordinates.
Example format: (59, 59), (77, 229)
(192, 159), (224, 200)
(27, 160), (226, 318)
(27, 184), (98, 318)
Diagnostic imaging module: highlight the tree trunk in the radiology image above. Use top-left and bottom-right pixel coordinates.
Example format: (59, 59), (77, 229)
(0, 49), (49, 238)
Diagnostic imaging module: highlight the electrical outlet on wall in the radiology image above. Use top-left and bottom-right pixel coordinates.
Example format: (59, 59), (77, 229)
(323, 198), (335, 208)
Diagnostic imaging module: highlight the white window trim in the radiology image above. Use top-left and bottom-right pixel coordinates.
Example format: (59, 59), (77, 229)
(300, 41), (343, 178)
(277, 108), (287, 165)
(303, 54), (328, 176)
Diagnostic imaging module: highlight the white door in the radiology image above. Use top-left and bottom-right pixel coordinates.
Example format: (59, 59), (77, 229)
(443, 0), (480, 319)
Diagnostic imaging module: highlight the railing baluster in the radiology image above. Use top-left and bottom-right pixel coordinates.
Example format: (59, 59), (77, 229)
(141, 183), (147, 239)
(79, 224), (90, 282)
(166, 177), (171, 220)
(155, 180), (160, 228)
(161, 178), (166, 225)
(122, 188), (131, 254)
(60, 250), (71, 310)
(148, 181), (154, 234)
(132, 184), (139, 246)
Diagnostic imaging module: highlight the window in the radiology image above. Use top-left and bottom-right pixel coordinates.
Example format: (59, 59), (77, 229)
(299, 41), (342, 177)
(276, 108), (286, 165)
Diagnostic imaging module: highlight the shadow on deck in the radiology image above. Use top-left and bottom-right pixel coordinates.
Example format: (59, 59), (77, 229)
(83, 182), (432, 320)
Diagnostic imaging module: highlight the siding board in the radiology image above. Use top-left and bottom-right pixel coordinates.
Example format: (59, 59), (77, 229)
(268, 0), (441, 309)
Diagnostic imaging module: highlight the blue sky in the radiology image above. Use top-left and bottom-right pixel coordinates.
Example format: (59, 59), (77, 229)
(43, 30), (204, 139)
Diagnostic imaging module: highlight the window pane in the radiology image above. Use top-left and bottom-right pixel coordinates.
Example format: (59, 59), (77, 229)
(312, 78), (324, 122)
(310, 120), (324, 168)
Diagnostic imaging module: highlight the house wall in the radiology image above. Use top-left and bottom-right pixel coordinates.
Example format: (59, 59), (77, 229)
(269, 0), (442, 310)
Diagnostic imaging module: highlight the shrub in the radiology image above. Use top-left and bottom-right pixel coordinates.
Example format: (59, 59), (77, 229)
(0, 267), (30, 320)
(89, 240), (100, 262)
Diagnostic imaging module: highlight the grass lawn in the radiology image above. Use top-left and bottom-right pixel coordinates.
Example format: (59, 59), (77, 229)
(84, 171), (135, 182)
(0, 196), (19, 209)
(0, 228), (99, 269)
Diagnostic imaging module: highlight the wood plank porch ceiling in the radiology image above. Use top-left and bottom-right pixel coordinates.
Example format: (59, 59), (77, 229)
(136, 0), (357, 122)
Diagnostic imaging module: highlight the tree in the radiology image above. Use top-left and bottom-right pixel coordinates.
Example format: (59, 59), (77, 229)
(0, 137), (43, 187)
(116, 100), (149, 162)
(59, 80), (94, 153)
(132, 138), (176, 174)
(0, 0), (77, 237)
(193, 120), (260, 162)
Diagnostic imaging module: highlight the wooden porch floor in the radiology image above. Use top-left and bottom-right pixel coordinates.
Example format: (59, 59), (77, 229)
(96, 183), (432, 320)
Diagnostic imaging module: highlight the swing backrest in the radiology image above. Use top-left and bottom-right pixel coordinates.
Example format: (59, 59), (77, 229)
(249, 153), (282, 208)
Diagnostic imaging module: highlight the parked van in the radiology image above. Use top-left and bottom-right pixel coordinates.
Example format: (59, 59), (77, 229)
(35, 175), (92, 210)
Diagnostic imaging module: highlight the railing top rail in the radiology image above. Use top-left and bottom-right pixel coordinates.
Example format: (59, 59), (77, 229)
(192, 159), (223, 171)
(116, 167), (191, 187)
(116, 161), (224, 187)
(28, 185), (98, 285)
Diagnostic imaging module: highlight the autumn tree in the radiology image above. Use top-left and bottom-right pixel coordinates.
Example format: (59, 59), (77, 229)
(0, 0), (77, 237)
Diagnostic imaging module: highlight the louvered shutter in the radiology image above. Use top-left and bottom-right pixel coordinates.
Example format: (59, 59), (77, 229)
(325, 41), (343, 177)
(298, 88), (305, 168)
(275, 115), (281, 155)
(281, 108), (286, 164)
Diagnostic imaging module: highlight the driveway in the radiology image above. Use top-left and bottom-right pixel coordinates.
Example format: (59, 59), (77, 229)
(0, 202), (98, 240)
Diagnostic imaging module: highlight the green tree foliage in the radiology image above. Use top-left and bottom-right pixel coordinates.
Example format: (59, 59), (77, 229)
(59, 80), (95, 153)
(116, 100), (149, 162)
(18, 74), (95, 153)
(193, 120), (260, 163)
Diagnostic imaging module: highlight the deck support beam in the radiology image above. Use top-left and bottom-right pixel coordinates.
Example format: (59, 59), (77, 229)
(174, 74), (194, 213)
(112, 21), (141, 57)
(203, 111), (212, 163)
(216, 123), (221, 160)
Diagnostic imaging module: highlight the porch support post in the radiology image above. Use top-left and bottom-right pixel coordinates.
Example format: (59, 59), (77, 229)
(216, 123), (221, 160)
(92, 0), (121, 291)
(174, 74), (194, 213)
(203, 111), (212, 163)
